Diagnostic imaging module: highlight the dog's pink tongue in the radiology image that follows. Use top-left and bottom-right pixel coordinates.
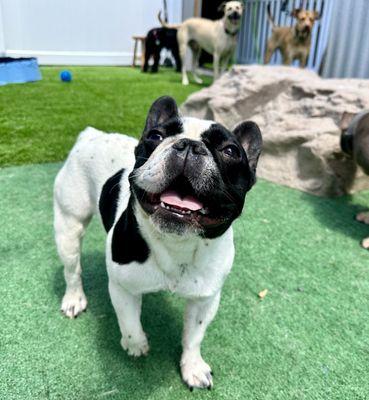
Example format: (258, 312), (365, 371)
(160, 190), (203, 211)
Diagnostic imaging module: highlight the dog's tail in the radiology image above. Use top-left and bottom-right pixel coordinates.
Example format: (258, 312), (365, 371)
(157, 11), (181, 29)
(266, 3), (276, 28)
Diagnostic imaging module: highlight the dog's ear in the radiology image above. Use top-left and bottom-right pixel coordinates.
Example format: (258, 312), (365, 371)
(291, 8), (302, 18)
(339, 111), (356, 131)
(217, 1), (228, 14)
(144, 96), (179, 132)
(313, 10), (321, 20)
(233, 121), (263, 174)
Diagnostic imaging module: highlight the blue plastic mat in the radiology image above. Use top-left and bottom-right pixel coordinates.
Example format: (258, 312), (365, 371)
(0, 57), (42, 86)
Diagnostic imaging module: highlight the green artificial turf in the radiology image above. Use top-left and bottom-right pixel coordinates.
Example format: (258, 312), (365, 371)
(1, 162), (369, 399)
(0, 67), (210, 167)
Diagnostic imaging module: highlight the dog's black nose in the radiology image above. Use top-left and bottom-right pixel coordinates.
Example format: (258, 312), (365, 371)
(229, 11), (241, 19)
(173, 139), (207, 155)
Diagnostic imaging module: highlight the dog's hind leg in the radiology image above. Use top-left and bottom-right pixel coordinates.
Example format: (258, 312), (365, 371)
(143, 49), (150, 72)
(54, 162), (94, 318)
(172, 45), (182, 72)
(264, 40), (274, 64)
(54, 198), (92, 318)
(151, 48), (161, 73)
(189, 41), (203, 84)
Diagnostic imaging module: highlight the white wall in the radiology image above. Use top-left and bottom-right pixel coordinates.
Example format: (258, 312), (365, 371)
(0, 1), (5, 55)
(0, 0), (182, 65)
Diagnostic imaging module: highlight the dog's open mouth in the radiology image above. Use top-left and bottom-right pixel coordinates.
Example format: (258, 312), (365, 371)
(140, 176), (209, 218)
(135, 175), (227, 229)
(159, 190), (208, 216)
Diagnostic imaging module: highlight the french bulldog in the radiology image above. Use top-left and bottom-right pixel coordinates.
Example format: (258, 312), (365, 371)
(54, 96), (262, 389)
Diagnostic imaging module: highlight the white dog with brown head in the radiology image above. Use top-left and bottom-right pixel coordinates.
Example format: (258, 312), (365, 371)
(160, 1), (244, 85)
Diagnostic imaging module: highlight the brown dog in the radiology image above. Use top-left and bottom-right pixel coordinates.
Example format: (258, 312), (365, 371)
(340, 110), (369, 248)
(264, 5), (320, 67)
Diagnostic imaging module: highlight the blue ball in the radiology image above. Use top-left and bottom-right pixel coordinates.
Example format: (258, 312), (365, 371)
(60, 70), (72, 82)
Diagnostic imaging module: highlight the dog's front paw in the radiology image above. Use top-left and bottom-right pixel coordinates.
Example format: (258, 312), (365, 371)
(181, 355), (213, 390)
(61, 290), (87, 318)
(356, 211), (369, 224)
(121, 335), (149, 357)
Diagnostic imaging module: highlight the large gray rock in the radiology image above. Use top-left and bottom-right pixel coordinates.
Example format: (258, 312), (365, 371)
(181, 65), (369, 196)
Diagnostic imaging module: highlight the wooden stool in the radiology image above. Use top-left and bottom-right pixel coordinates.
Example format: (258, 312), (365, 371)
(132, 35), (146, 69)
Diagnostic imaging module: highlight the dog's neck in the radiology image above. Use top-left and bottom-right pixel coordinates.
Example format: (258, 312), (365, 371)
(134, 199), (232, 277)
(293, 25), (311, 44)
(134, 201), (203, 272)
(223, 18), (240, 37)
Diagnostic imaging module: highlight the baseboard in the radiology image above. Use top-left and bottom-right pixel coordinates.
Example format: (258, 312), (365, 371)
(4, 50), (139, 66)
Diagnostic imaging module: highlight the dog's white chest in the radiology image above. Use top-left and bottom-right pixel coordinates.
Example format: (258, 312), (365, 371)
(107, 227), (235, 299)
(163, 262), (211, 296)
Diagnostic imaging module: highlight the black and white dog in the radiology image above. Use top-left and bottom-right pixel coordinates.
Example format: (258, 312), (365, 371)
(54, 96), (262, 390)
(143, 27), (181, 73)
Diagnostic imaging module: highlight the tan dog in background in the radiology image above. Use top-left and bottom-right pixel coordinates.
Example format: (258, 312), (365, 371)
(264, 5), (320, 67)
(160, 1), (244, 85)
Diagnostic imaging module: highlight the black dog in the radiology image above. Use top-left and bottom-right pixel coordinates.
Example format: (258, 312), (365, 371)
(143, 27), (181, 73)
(340, 110), (369, 248)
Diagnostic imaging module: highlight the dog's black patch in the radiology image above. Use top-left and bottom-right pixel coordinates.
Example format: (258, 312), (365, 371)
(201, 123), (253, 191)
(135, 96), (183, 169)
(197, 122), (262, 238)
(340, 129), (354, 156)
(99, 168), (125, 232)
(111, 199), (150, 264)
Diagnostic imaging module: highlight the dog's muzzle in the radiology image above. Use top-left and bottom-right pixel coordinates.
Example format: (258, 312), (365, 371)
(132, 139), (228, 235)
(228, 11), (241, 21)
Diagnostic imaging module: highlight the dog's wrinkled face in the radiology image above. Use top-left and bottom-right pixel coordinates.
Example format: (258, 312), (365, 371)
(131, 96), (262, 238)
(292, 9), (320, 37)
(220, 1), (244, 26)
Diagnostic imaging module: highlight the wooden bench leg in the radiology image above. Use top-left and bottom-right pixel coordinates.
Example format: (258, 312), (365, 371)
(132, 39), (138, 68)
(140, 40), (146, 70)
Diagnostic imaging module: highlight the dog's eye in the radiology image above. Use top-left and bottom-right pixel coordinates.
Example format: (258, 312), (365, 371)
(222, 145), (240, 159)
(147, 130), (163, 141)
